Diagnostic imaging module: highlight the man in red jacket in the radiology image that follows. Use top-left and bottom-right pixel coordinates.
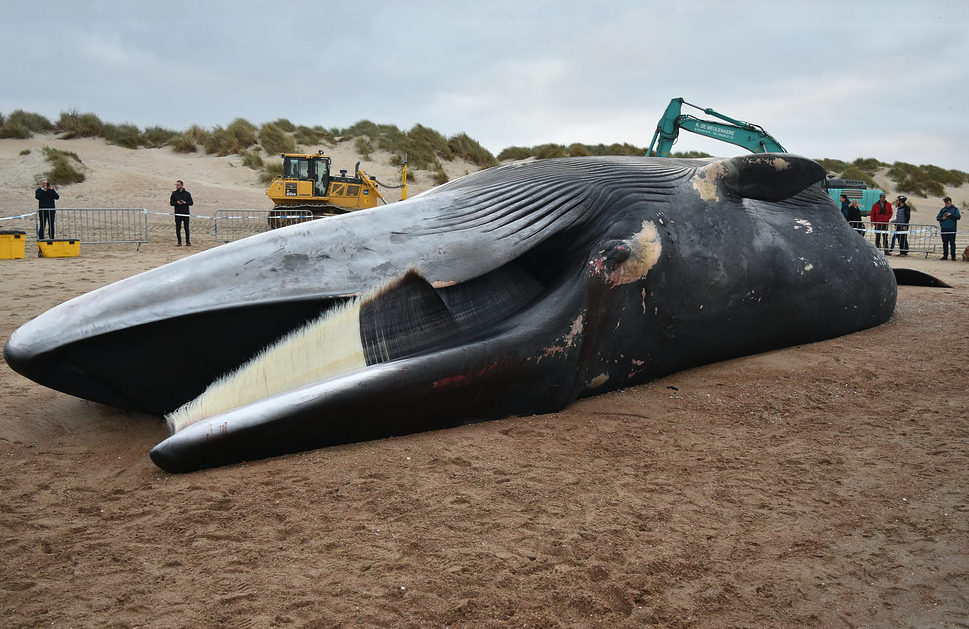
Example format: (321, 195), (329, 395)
(870, 193), (893, 254)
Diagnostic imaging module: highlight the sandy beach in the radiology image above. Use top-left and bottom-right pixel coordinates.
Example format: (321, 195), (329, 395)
(1, 135), (968, 628)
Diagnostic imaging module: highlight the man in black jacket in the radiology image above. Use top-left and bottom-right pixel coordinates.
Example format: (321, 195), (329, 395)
(170, 180), (194, 246)
(35, 178), (59, 239)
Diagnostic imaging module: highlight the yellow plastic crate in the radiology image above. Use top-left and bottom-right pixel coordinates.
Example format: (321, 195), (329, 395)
(0, 231), (26, 259)
(37, 238), (80, 258)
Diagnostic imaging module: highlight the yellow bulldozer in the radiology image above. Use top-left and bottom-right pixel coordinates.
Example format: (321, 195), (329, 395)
(265, 151), (407, 228)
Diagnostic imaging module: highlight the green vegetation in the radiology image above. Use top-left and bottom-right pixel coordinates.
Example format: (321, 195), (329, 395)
(335, 120), (497, 172)
(432, 165), (449, 186)
(1, 108), (965, 202)
(817, 157), (882, 188)
(840, 166), (878, 188)
(0, 109), (54, 138)
(496, 146), (532, 161)
(258, 122), (296, 155)
(667, 150), (712, 159)
(354, 137), (374, 160)
(270, 118), (296, 133)
(448, 133), (498, 167)
(42, 146), (85, 185)
(341, 120), (435, 170)
(204, 118), (258, 156)
(815, 158), (850, 173)
(888, 162), (968, 198)
(241, 150), (264, 170)
(407, 124), (453, 161)
(497, 141), (675, 161)
(171, 125), (207, 153)
(818, 156), (968, 198)
(103, 122), (142, 149)
(141, 125), (179, 149)
(293, 125), (330, 146)
(57, 109), (105, 138)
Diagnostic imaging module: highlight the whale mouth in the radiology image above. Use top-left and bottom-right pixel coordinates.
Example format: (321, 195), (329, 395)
(3, 253), (561, 418)
(164, 263), (549, 433)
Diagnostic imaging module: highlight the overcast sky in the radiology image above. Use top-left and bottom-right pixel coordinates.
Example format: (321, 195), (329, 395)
(3, 0), (967, 170)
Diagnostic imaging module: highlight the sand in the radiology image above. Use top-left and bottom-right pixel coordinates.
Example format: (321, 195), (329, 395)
(1, 135), (968, 628)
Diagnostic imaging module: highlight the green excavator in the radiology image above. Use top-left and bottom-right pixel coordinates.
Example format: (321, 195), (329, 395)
(647, 97), (885, 212)
(647, 97), (786, 157)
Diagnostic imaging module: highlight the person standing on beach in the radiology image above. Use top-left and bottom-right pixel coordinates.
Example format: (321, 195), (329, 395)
(870, 193), (893, 255)
(170, 180), (193, 246)
(35, 178), (59, 240)
(936, 196), (961, 260)
(890, 195), (911, 256)
(847, 200), (864, 235)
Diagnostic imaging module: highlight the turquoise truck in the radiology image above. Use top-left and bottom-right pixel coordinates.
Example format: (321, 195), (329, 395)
(822, 178), (885, 216)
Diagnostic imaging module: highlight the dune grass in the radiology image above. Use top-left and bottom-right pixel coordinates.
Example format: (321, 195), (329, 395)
(1, 108), (965, 201)
(0, 109), (55, 139)
(42, 146), (85, 185)
(258, 122), (296, 156)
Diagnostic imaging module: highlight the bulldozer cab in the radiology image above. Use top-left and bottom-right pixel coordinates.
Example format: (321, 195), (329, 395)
(266, 151), (385, 225)
(284, 153), (330, 197)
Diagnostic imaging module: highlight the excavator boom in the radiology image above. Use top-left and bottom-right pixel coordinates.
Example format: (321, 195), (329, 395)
(648, 97), (786, 157)
(648, 97), (885, 207)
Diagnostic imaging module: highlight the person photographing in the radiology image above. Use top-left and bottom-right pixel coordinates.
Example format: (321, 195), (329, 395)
(35, 178), (59, 240)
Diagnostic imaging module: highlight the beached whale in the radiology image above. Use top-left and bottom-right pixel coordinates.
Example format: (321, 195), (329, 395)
(4, 154), (899, 472)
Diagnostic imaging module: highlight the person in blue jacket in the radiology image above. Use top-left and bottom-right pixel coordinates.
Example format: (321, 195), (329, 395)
(936, 197), (961, 260)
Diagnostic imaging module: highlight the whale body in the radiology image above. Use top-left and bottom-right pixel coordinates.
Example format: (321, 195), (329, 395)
(4, 154), (898, 472)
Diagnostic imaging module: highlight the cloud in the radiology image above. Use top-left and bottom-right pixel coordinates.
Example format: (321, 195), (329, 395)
(1, 0), (967, 169)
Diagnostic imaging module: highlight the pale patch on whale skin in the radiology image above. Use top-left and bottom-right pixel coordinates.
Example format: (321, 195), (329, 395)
(614, 221), (663, 285)
(588, 373), (610, 388)
(767, 156), (792, 170)
(540, 314), (585, 361)
(693, 161), (726, 201)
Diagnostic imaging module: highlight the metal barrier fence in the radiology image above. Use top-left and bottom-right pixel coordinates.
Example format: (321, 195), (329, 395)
(4, 209), (968, 258)
(0, 208), (150, 250)
(46, 208), (150, 249)
(855, 222), (938, 259)
(213, 209), (316, 243)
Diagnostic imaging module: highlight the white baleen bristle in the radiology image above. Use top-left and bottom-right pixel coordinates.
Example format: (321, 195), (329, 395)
(165, 298), (366, 434)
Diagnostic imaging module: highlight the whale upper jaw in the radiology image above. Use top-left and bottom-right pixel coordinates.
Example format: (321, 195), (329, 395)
(2, 205), (591, 417)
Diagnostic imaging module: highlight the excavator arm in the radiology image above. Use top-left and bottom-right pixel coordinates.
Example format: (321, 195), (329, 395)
(648, 97), (786, 157)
